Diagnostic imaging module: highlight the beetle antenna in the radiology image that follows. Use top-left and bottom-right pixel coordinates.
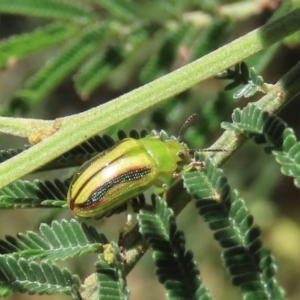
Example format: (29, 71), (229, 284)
(178, 113), (198, 142)
(189, 148), (227, 154)
(191, 148), (227, 153)
(178, 114), (227, 152)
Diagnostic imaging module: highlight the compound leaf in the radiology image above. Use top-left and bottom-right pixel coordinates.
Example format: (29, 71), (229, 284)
(138, 197), (211, 300)
(183, 154), (285, 299)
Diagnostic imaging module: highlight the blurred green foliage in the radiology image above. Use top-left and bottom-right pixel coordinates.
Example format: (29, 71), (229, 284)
(0, 0), (300, 299)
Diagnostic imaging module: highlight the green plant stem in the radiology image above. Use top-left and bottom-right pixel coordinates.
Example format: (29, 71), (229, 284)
(0, 8), (299, 189)
(0, 117), (53, 138)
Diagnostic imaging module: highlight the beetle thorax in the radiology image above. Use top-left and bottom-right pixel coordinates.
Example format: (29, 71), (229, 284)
(140, 137), (190, 175)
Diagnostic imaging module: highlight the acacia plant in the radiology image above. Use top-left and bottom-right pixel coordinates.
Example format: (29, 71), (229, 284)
(0, 1), (300, 299)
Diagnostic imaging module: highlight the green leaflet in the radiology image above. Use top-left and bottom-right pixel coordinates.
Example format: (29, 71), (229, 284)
(93, 0), (136, 22)
(0, 22), (78, 69)
(0, 255), (81, 297)
(140, 22), (197, 83)
(75, 27), (147, 98)
(0, 219), (105, 260)
(222, 103), (300, 187)
(0, 0), (95, 22)
(0, 179), (68, 209)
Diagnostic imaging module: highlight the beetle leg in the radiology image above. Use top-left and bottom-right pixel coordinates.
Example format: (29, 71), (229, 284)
(152, 178), (170, 199)
(119, 202), (133, 234)
(118, 202), (134, 249)
(181, 161), (206, 174)
(153, 178), (165, 187)
(192, 161), (206, 169)
(161, 183), (168, 200)
(125, 201), (134, 229)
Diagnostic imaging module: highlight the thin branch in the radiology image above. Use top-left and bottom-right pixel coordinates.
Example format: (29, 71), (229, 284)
(0, 117), (54, 140)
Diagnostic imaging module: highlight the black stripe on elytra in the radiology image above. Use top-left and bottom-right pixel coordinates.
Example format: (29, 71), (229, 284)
(72, 140), (126, 183)
(69, 152), (125, 210)
(76, 167), (152, 209)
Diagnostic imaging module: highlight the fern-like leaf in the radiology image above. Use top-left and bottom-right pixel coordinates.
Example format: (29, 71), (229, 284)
(183, 153), (285, 299)
(216, 63), (265, 98)
(94, 0), (136, 22)
(0, 22), (78, 69)
(0, 0), (95, 22)
(0, 179), (68, 209)
(222, 103), (300, 187)
(10, 22), (116, 113)
(140, 22), (196, 83)
(222, 104), (286, 147)
(138, 197), (211, 300)
(0, 147), (29, 164)
(75, 45), (126, 99)
(75, 27), (147, 98)
(192, 17), (231, 58)
(0, 255), (81, 297)
(272, 128), (300, 187)
(0, 219), (106, 260)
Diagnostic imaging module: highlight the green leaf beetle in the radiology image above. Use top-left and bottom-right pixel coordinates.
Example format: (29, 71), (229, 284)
(67, 114), (207, 219)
